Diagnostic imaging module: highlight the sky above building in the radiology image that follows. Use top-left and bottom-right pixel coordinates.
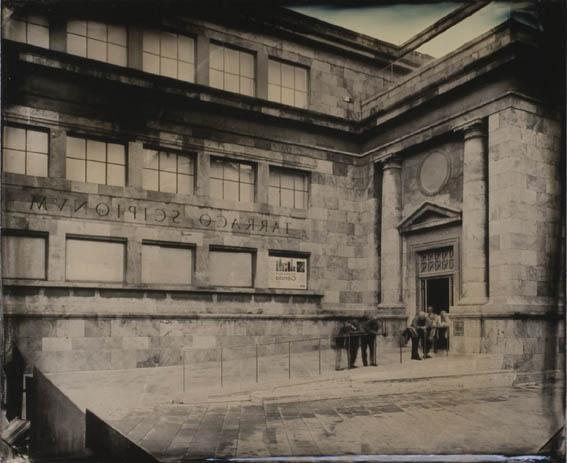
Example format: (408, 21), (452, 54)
(289, 1), (525, 57)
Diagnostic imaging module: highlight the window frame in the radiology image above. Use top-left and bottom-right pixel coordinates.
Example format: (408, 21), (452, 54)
(65, 133), (127, 187)
(2, 9), (50, 48)
(267, 57), (309, 108)
(208, 245), (256, 288)
(142, 28), (196, 82)
(66, 19), (127, 66)
(268, 165), (309, 209)
(64, 234), (127, 283)
(209, 156), (256, 203)
(142, 146), (196, 195)
(208, 41), (256, 97)
(141, 240), (196, 285)
(2, 123), (50, 177)
(1, 229), (48, 280)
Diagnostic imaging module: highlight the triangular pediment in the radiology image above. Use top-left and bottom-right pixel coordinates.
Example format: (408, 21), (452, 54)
(398, 202), (461, 234)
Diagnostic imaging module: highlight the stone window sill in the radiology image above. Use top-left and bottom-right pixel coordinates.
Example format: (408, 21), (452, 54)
(3, 280), (323, 298)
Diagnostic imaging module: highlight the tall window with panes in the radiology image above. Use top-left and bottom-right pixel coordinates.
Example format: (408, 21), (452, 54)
(142, 148), (194, 194)
(66, 136), (126, 186)
(142, 30), (195, 82)
(268, 59), (308, 109)
(269, 167), (308, 209)
(2, 126), (49, 177)
(210, 158), (255, 203)
(209, 43), (255, 96)
(66, 20), (127, 66)
(2, 8), (49, 48)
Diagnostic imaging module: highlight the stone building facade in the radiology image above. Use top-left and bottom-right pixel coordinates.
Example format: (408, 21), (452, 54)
(1, 1), (564, 376)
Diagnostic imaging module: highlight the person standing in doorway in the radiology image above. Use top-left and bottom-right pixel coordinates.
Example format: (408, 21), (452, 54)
(437, 311), (450, 351)
(426, 306), (440, 354)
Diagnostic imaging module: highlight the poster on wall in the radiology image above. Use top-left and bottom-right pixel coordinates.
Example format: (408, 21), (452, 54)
(268, 255), (307, 289)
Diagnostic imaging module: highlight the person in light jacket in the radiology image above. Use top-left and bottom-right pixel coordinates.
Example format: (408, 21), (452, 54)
(332, 320), (358, 370)
(437, 311), (450, 351)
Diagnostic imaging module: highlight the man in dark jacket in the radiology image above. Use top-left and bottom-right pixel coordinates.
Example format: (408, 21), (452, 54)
(360, 315), (382, 366)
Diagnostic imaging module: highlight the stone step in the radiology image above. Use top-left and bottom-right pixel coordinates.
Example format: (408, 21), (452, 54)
(257, 369), (517, 405)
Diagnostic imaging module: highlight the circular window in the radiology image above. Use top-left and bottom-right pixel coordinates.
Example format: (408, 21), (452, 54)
(419, 151), (450, 196)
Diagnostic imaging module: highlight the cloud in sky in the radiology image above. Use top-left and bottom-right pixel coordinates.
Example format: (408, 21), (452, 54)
(289, 2), (523, 57)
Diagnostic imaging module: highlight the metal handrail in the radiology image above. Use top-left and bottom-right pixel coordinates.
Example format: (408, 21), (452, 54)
(180, 332), (377, 352)
(180, 328), (450, 392)
(181, 332), (385, 392)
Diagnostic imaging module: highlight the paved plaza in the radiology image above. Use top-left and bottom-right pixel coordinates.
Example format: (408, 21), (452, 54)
(105, 384), (564, 461)
(44, 352), (564, 461)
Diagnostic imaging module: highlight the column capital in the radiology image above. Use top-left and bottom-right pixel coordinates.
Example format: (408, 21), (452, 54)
(455, 119), (486, 140)
(381, 155), (402, 170)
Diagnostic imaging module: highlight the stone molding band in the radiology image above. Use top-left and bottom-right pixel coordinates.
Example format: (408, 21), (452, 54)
(459, 119), (487, 140)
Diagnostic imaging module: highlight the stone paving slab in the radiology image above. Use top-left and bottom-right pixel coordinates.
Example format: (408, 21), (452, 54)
(43, 352), (563, 459)
(106, 384), (564, 460)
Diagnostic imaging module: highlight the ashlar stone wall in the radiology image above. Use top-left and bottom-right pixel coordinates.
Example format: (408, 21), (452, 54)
(488, 106), (563, 307)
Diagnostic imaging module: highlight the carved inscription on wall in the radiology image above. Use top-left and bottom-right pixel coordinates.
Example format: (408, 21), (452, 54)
(5, 189), (300, 237)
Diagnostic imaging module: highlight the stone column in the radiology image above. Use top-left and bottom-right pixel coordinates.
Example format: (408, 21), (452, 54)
(256, 48), (269, 100)
(127, 141), (144, 188)
(195, 152), (209, 198)
(195, 35), (210, 86)
(127, 26), (144, 71)
(49, 128), (66, 179)
(49, 19), (67, 53)
(460, 120), (488, 304)
(380, 156), (403, 306)
(256, 161), (269, 204)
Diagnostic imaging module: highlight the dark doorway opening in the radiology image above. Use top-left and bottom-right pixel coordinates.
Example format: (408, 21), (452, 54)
(421, 277), (452, 314)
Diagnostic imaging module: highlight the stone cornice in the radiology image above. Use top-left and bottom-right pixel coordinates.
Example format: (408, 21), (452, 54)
(454, 119), (487, 139)
(6, 42), (356, 134)
(7, 0), (427, 70)
(2, 19), (558, 161)
(380, 155), (402, 170)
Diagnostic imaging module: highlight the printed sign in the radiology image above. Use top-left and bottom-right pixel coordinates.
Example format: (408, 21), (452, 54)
(454, 320), (464, 337)
(268, 256), (307, 290)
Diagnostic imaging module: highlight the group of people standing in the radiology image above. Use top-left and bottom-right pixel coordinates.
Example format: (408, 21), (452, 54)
(331, 315), (384, 370)
(402, 307), (450, 360)
(332, 308), (450, 370)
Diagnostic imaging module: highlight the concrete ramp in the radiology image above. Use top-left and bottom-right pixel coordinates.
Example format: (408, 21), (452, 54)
(31, 354), (564, 460)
